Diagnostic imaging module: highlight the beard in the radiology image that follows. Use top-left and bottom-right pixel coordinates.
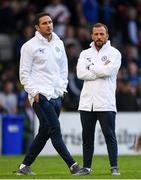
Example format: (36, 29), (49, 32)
(94, 40), (107, 50)
(95, 40), (104, 47)
(41, 30), (52, 38)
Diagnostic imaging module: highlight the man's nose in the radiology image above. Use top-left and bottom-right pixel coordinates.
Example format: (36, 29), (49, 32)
(47, 23), (50, 27)
(97, 34), (102, 39)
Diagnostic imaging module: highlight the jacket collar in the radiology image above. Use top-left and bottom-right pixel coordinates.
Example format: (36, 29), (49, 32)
(35, 31), (60, 43)
(90, 40), (111, 51)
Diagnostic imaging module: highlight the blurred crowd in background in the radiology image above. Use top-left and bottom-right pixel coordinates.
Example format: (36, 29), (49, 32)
(0, 0), (141, 151)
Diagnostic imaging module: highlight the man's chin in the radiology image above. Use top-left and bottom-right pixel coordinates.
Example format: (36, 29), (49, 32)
(95, 42), (103, 48)
(96, 41), (103, 45)
(46, 31), (52, 35)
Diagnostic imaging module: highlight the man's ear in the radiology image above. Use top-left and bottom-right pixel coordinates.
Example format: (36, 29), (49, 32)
(35, 25), (39, 31)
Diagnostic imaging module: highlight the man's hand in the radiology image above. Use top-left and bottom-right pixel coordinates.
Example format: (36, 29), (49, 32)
(34, 94), (40, 103)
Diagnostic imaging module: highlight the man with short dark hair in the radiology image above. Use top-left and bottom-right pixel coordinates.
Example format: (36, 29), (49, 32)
(76, 23), (121, 176)
(16, 12), (80, 175)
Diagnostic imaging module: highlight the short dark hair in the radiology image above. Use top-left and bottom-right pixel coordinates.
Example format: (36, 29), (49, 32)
(93, 23), (108, 34)
(34, 12), (51, 25)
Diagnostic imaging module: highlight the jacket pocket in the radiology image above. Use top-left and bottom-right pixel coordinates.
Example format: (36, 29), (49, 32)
(39, 94), (48, 102)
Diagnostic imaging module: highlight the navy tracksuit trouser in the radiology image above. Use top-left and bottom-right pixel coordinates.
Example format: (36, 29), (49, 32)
(80, 111), (118, 168)
(23, 94), (75, 167)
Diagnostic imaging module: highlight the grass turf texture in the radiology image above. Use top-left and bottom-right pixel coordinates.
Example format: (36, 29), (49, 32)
(0, 155), (141, 179)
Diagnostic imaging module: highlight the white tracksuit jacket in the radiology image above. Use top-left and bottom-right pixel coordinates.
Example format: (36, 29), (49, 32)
(77, 40), (121, 112)
(19, 31), (68, 104)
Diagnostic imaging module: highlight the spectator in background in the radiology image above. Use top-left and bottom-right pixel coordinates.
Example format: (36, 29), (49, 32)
(126, 61), (141, 93)
(116, 79), (138, 111)
(63, 43), (83, 111)
(0, 0), (16, 34)
(14, 25), (34, 61)
(0, 34), (13, 62)
(64, 0), (85, 26)
(121, 44), (138, 67)
(114, 1), (128, 44)
(0, 80), (17, 114)
(117, 67), (128, 81)
(77, 25), (91, 49)
(44, 0), (71, 38)
(66, 67), (83, 111)
(81, 0), (115, 27)
(82, 0), (99, 25)
(73, 0), (87, 26)
(1, 64), (18, 83)
(98, 0), (115, 27)
(125, 7), (139, 45)
(22, 10), (36, 27)
(64, 25), (81, 52)
(63, 26), (83, 111)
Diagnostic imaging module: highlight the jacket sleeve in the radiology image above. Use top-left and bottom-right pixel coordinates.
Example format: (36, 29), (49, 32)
(19, 44), (39, 97)
(77, 51), (96, 81)
(89, 51), (121, 78)
(59, 42), (68, 92)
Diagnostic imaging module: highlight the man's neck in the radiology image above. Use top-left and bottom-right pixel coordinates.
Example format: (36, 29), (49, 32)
(39, 32), (52, 42)
(44, 34), (52, 42)
(95, 46), (101, 51)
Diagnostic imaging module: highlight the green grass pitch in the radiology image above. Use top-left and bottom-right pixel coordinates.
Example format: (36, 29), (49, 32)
(0, 155), (141, 179)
